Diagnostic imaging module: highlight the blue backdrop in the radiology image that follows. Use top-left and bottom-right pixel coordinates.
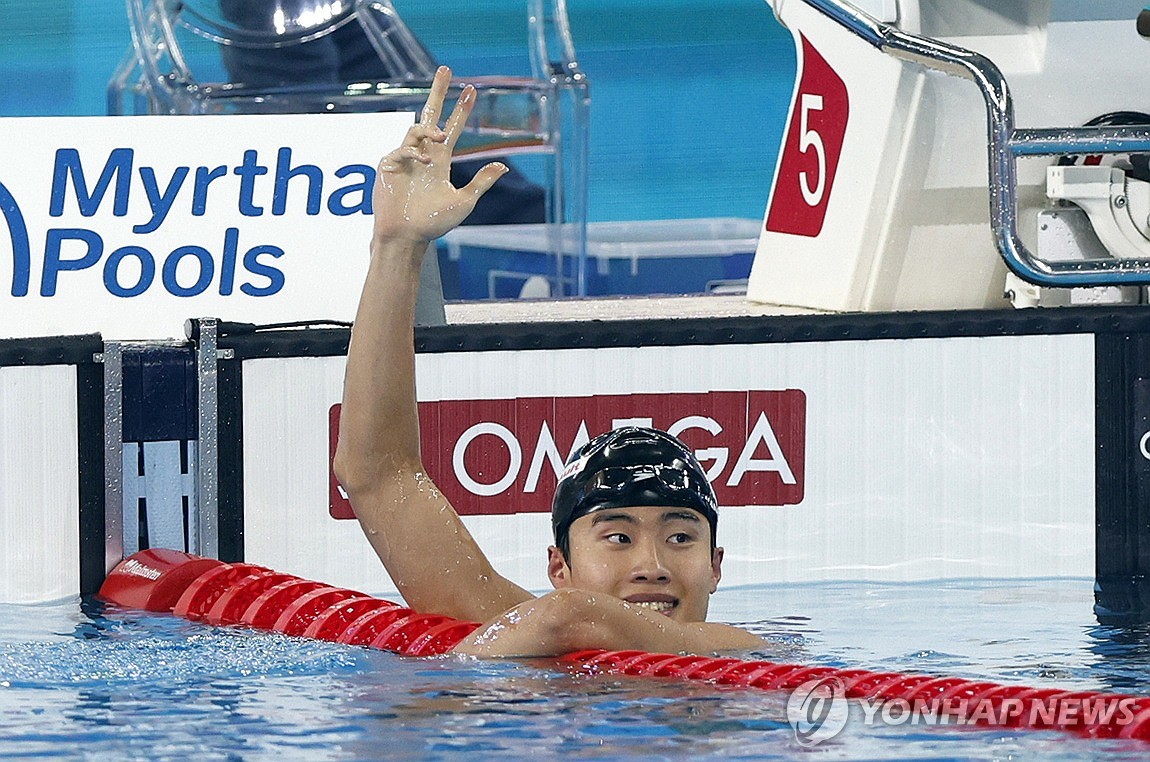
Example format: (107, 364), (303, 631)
(0, 0), (795, 222)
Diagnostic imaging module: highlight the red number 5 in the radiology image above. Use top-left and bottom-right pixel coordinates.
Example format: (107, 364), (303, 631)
(798, 94), (826, 207)
(765, 36), (849, 238)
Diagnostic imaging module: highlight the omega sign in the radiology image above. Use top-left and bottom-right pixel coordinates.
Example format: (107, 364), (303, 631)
(329, 390), (806, 518)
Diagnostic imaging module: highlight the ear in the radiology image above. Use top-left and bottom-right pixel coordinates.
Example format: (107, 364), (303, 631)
(710, 546), (724, 595)
(548, 546), (572, 589)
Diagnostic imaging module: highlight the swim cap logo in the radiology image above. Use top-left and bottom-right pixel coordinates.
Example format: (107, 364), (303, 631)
(786, 677), (849, 748)
(0, 180), (31, 297)
(559, 454), (589, 482)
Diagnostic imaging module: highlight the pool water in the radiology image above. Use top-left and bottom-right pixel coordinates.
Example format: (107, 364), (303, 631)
(2, 578), (1149, 760)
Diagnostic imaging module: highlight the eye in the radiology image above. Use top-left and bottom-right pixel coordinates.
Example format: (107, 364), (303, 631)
(668, 532), (695, 545)
(605, 533), (631, 544)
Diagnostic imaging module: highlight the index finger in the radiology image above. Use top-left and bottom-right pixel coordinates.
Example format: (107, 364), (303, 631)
(420, 66), (452, 127)
(443, 84), (476, 148)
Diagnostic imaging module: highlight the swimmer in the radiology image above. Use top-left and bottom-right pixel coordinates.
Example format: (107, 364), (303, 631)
(332, 66), (763, 657)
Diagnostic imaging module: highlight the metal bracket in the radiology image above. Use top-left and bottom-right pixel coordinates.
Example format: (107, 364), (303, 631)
(102, 342), (124, 576)
(192, 317), (220, 558)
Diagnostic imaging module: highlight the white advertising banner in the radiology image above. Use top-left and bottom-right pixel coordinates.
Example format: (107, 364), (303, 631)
(241, 333), (1095, 598)
(0, 113), (412, 340)
(0, 365), (79, 603)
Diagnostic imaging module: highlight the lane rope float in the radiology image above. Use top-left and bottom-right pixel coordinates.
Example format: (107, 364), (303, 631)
(99, 549), (1150, 741)
(99, 548), (481, 657)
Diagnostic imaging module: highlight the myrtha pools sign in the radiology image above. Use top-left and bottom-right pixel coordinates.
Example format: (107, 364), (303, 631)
(0, 113), (411, 339)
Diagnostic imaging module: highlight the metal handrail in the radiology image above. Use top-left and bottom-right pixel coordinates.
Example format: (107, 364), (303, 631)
(791, 0), (1150, 287)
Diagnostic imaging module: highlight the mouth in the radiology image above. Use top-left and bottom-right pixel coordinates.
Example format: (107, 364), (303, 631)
(625, 597), (678, 616)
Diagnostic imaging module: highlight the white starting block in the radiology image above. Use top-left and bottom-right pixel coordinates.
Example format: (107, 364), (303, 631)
(750, 0), (1150, 312)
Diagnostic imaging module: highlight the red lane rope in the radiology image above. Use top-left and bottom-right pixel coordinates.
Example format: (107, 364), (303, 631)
(100, 548), (477, 657)
(99, 549), (1150, 741)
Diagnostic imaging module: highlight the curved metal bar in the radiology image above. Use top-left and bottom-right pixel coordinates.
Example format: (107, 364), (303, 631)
(794, 0), (1150, 286)
(802, 0), (885, 45)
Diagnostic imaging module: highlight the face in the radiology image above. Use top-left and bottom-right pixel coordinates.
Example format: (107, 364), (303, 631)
(548, 506), (723, 623)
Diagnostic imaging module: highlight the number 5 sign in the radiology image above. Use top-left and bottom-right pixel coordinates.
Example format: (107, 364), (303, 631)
(765, 35), (849, 238)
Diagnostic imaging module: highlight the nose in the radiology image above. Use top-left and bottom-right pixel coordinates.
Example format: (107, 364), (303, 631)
(630, 538), (670, 583)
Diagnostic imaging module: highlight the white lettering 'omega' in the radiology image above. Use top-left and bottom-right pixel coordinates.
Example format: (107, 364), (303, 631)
(728, 411), (797, 486)
(453, 422), (522, 496)
(451, 412), (798, 497)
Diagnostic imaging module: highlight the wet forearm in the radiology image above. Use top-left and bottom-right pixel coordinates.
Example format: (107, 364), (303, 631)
(334, 235), (427, 491)
(453, 589), (763, 658)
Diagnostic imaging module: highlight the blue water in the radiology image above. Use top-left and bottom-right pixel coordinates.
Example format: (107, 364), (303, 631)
(2, 579), (1149, 759)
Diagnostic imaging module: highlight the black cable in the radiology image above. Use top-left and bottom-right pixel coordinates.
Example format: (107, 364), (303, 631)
(185, 318), (352, 341)
(242, 320), (352, 333)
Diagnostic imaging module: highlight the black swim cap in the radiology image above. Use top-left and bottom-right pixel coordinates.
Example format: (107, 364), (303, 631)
(552, 426), (719, 552)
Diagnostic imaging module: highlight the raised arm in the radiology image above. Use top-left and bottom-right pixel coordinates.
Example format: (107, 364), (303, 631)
(333, 66), (533, 622)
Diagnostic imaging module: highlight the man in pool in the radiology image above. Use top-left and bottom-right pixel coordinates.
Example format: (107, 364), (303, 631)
(332, 66), (763, 657)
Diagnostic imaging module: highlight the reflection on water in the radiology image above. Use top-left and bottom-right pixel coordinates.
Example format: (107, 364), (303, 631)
(0, 579), (1147, 759)
(1087, 621), (1150, 695)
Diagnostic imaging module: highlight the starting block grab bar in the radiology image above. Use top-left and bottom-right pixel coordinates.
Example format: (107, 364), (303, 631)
(786, 0), (1150, 287)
